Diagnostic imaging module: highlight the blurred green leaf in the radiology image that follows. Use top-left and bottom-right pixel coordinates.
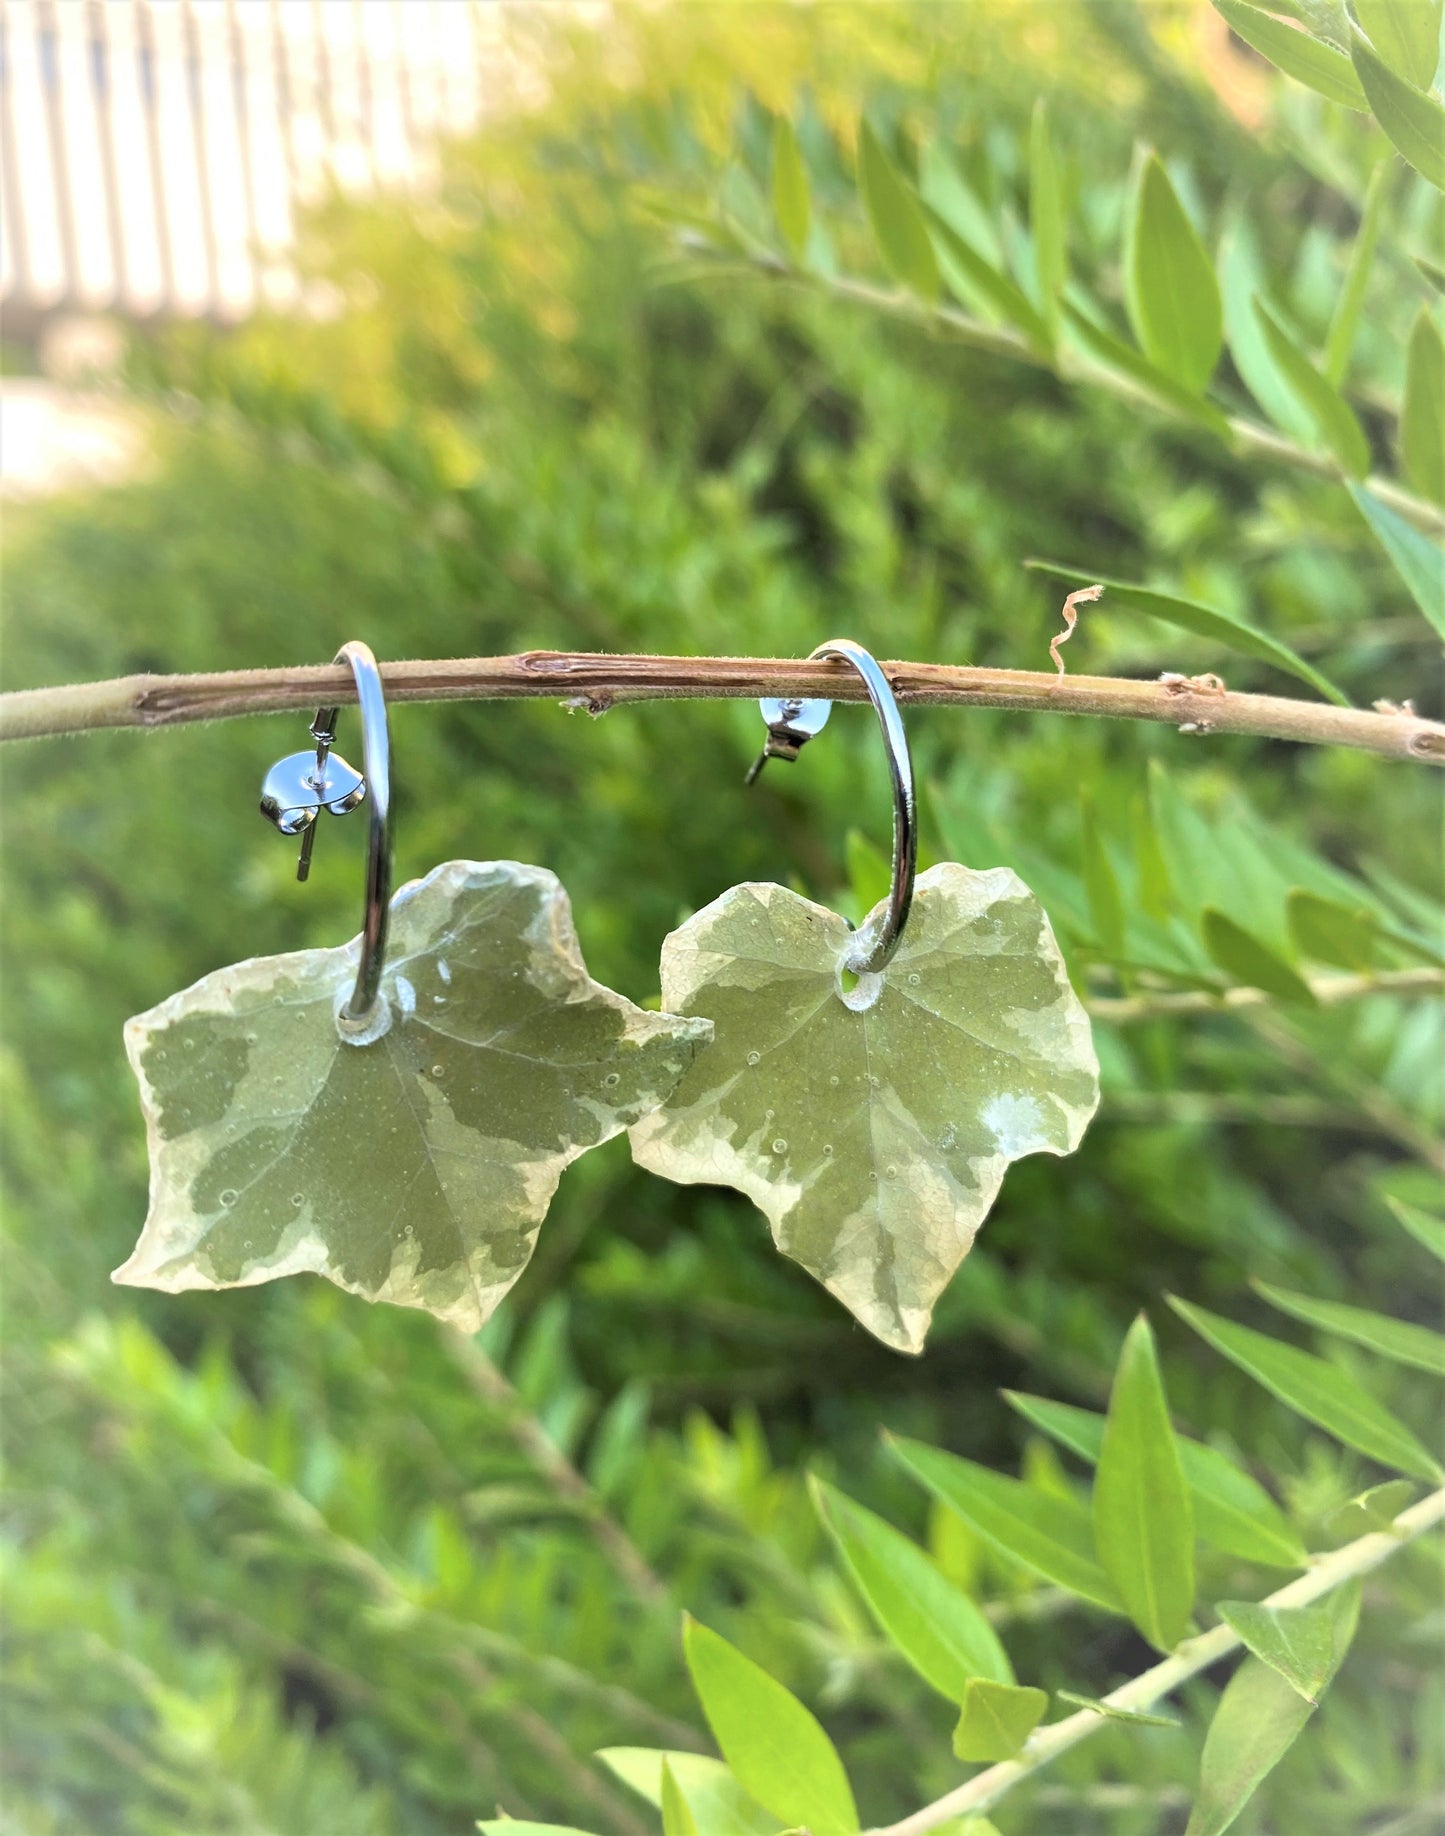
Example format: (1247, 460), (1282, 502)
(1216, 1600), (1335, 1703)
(662, 1760), (703, 1836)
(1347, 484), (1445, 638)
(810, 1477), (1014, 1698)
(1256, 302), (1371, 476)
(1056, 1691), (1180, 1726)
(1329, 1478), (1417, 1533)
(1202, 910), (1318, 1003)
(478, 1826), (599, 1835)
(1221, 221), (1314, 439)
(1417, 251), (1445, 293)
(1185, 1585), (1360, 1836)
(951, 1679), (1049, 1762)
(1132, 780), (1173, 923)
(1081, 799), (1126, 959)
(1389, 1196), (1445, 1262)
(1354, 0), (1443, 87)
(1352, 33), (1445, 190)
(1026, 561), (1349, 703)
(1402, 308), (1445, 506)
(596, 1750), (778, 1836)
(1287, 890), (1379, 970)
(1006, 1391), (1307, 1566)
(1064, 302), (1231, 435)
(1253, 1281), (1445, 1376)
(1323, 163), (1390, 384)
(1125, 154), (1223, 393)
(682, 1618), (857, 1836)
(772, 118), (812, 264)
(1212, 0), (1368, 106)
(857, 121), (940, 301)
(1168, 1298), (1444, 1480)
(889, 1435), (1124, 1612)
(926, 206), (1053, 354)
(1030, 101), (1066, 332)
(1093, 1315), (1195, 1650)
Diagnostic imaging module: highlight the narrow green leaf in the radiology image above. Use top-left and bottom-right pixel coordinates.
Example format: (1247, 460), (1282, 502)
(1212, 0), (1368, 106)
(1093, 1315), (1195, 1651)
(857, 120), (940, 301)
(1287, 890), (1378, 970)
(1126, 155), (1223, 393)
(595, 1749), (778, 1836)
(1065, 301), (1231, 435)
(1354, 0), (1443, 87)
(925, 205), (1053, 355)
(1082, 799), (1126, 959)
(1256, 301), (1371, 476)
(1352, 33), (1445, 191)
(1389, 1196), (1445, 1262)
(1133, 781), (1173, 922)
(888, 1434), (1123, 1612)
(1168, 1297), (1444, 1481)
(1030, 100), (1066, 330)
(477, 1826), (597, 1836)
(810, 1477), (1013, 1699)
(1202, 909), (1318, 1004)
(1185, 1586), (1359, 1836)
(1348, 484), (1445, 638)
(1217, 1600), (1335, 1703)
(772, 118), (811, 263)
(952, 1679), (1049, 1762)
(1417, 252), (1445, 294)
(1329, 1477), (1416, 1534)
(1025, 560), (1350, 704)
(1005, 1391), (1308, 1568)
(1254, 1280), (1445, 1376)
(1323, 163), (1390, 384)
(1057, 1691), (1179, 1727)
(1402, 307), (1445, 506)
(682, 1619), (857, 1836)
(661, 1762), (702, 1836)
(1221, 221), (1314, 439)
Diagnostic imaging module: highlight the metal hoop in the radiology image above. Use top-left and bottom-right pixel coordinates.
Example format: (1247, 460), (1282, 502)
(321, 643), (393, 1031)
(810, 639), (917, 974)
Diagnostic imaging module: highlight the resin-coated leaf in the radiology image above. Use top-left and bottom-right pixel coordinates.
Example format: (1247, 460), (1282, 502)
(630, 867), (1098, 1352)
(117, 862), (710, 1327)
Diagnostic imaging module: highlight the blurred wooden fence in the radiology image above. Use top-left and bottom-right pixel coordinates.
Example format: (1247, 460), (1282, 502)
(1, 0), (495, 333)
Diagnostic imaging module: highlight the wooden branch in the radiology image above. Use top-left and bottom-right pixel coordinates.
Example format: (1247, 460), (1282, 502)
(4, 652), (1443, 765)
(870, 1484), (1445, 1836)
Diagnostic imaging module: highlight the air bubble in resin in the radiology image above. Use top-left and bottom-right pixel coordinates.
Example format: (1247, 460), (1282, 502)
(772, 1138), (788, 1154)
(219, 1189), (238, 1207)
(746, 1050), (761, 1067)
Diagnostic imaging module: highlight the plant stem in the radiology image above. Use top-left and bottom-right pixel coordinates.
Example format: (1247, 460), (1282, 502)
(1088, 967), (1444, 1022)
(3, 652), (1443, 765)
(870, 1484), (1445, 1836)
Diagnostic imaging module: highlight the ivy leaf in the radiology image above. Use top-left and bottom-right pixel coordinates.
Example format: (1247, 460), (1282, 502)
(661, 1762), (702, 1836)
(1202, 910), (1319, 1004)
(1402, 307), (1445, 506)
(1126, 155), (1223, 393)
(1025, 561), (1349, 704)
(630, 867), (1099, 1354)
(1185, 1585), (1360, 1836)
(1168, 1297), (1443, 1481)
(952, 1679), (1049, 1763)
(857, 119), (940, 301)
(1354, 0), (1443, 88)
(1093, 1315), (1195, 1651)
(1006, 1391), (1307, 1567)
(595, 1749), (778, 1836)
(1256, 301), (1372, 476)
(1056, 1691), (1180, 1726)
(772, 117), (812, 263)
(115, 863), (709, 1327)
(889, 1435), (1124, 1612)
(682, 1618), (857, 1836)
(810, 1477), (1014, 1696)
(1352, 32), (1445, 191)
(1216, 1601), (1335, 1703)
(1347, 484), (1445, 639)
(1212, 0), (1368, 106)
(1253, 1280), (1445, 1376)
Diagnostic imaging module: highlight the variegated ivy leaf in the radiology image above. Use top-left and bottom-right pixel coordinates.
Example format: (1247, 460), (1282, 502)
(116, 861), (710, 1327)
(630, 866), (1098, 1353)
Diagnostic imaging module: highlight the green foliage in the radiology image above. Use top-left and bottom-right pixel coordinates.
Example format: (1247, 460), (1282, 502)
(951, 1679), (1048, 1762)
(3, 4), (1443, 1833)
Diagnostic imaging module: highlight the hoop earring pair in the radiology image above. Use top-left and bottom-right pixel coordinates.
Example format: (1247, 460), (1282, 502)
(629, 640), (1099, 1355)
